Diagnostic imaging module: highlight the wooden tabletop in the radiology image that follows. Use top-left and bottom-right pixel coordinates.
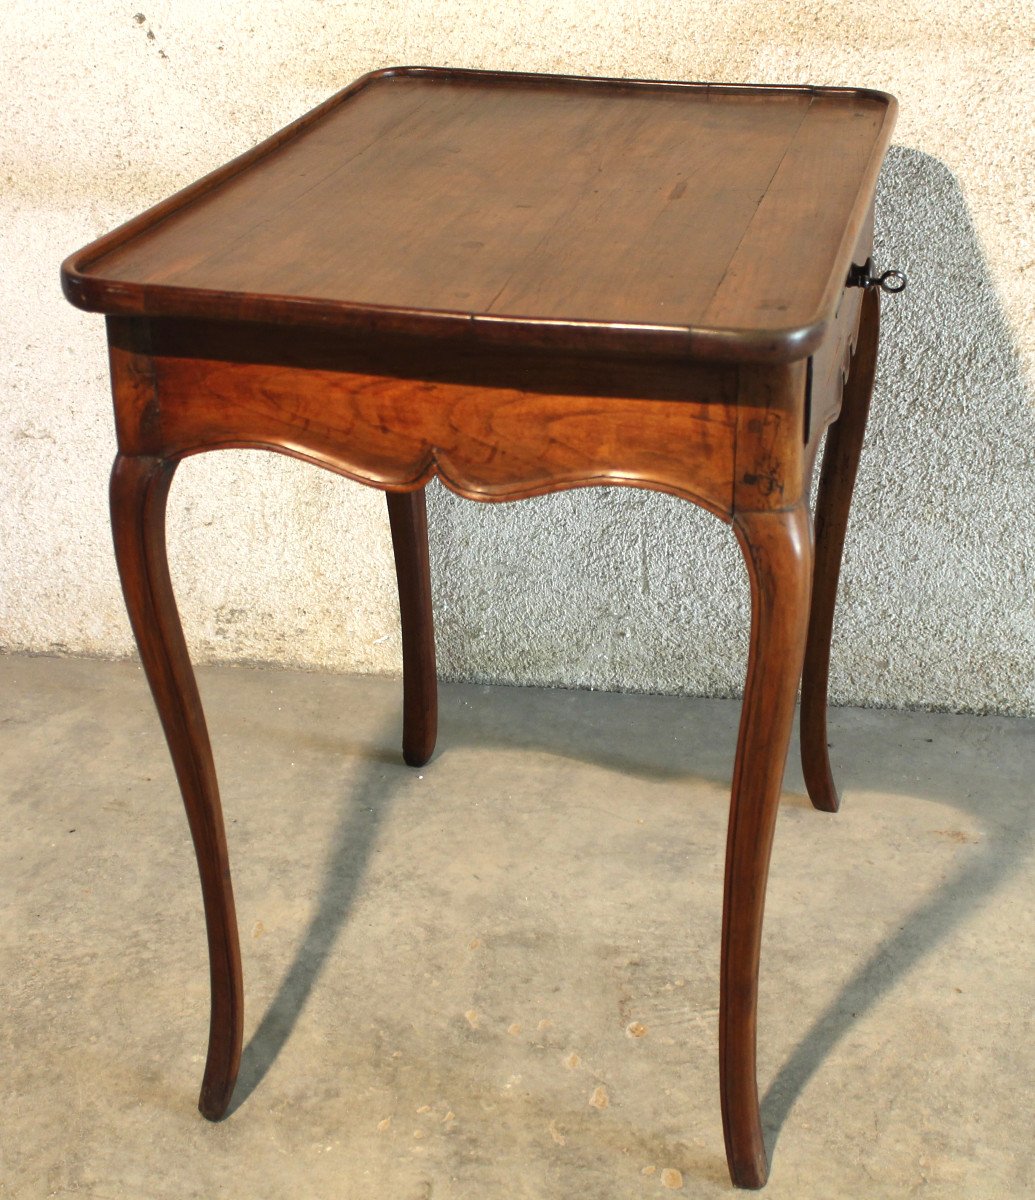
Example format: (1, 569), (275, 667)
(62, 67), (896, 364)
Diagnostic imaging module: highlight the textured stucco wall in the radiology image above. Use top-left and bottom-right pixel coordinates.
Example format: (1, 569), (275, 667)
(2, 2), (1033, 713)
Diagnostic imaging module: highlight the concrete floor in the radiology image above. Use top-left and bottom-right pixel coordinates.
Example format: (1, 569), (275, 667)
(1, 654), (1033, 1199)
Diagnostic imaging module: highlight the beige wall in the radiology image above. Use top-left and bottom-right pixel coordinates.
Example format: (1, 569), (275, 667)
(2, 2), (1033, 713)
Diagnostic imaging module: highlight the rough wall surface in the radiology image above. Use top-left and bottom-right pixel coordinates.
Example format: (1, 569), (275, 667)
(2, 2), (1032, 713)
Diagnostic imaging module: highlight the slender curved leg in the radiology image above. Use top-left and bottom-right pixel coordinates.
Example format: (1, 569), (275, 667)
(386, 488), (438, 767)
(721, 503), (812, 1189)
(110, 453), (243, 1120)
(800, 287), (881, 813)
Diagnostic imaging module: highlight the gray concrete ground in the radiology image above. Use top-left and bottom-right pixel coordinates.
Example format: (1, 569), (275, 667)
(1, 653), (1033, 1199)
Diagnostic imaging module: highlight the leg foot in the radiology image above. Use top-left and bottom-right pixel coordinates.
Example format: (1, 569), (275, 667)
(721, 503), (813, 1188)
(110, 454), (243, 1119)
(801, 288), (880, 813)
(387, 489), (438, 767)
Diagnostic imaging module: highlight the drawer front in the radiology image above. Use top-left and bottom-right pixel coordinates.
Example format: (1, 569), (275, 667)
(808, 206), (875, 440)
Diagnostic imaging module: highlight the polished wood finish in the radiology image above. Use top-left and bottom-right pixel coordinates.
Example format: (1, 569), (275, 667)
(386, 489), (438, 767)
(104, 319), (738, 513)
(801, 287), (881, 812)
(723, 504), (812, 1186)
(109, 453), (243, 1119)
(63, 67), (896, 1189)
(63, 67), (894, 365)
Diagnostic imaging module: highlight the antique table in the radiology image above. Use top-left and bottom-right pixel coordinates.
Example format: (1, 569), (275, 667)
(62, 67), (899, 1188)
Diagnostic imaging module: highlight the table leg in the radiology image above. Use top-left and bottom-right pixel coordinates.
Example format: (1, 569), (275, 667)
(386, 489), (438, 767)
(110, 453), (243, 1121)
(721, 503), (812, 1189)
(800, 287), (880, 813)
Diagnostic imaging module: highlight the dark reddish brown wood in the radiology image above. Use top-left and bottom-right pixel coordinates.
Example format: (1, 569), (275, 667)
(734, 361), (812, 513)
(807, 207), (873, 438)
(64, 66), (897, 1189)
(62, 67), (896, 365)
(152, 351), (735, 510)
(109, 453), (243, 1121)
(722, 502), (813, 1189)
(801, 286), (881, 812)
(386, 489), (438, 767)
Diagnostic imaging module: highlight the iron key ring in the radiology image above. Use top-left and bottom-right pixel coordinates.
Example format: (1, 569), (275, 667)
(848, 259), (908, 293)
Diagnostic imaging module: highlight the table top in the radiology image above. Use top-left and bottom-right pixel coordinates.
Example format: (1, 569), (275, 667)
(62, 67), (895, 364)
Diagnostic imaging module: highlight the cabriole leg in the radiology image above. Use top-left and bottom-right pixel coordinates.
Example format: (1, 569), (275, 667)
(721, 503), (813, 1188)
(800, 287), (881, 812)
(110, 453), (243, 1120)
(386, 488), (438, 767)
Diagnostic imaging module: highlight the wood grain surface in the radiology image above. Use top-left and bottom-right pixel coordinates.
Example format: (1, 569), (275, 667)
(67, 65), (898, 1191)
(63, 67), (895, 363)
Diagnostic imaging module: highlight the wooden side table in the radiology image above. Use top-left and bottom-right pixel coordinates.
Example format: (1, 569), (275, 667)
(62, 67), (898, 1189)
